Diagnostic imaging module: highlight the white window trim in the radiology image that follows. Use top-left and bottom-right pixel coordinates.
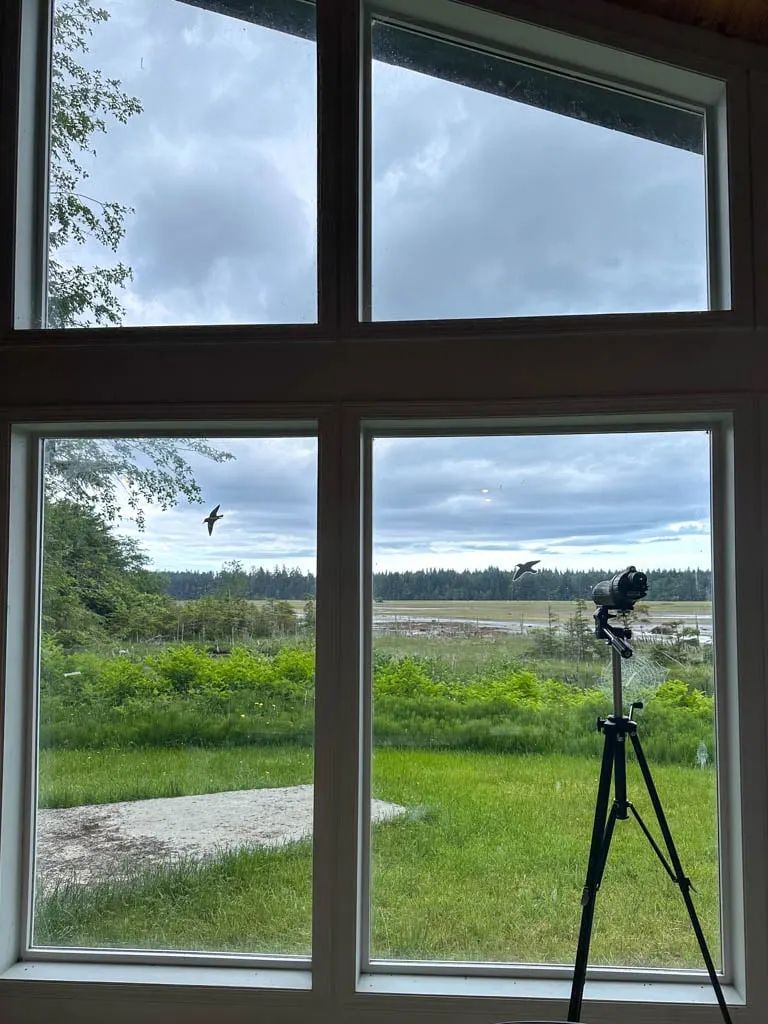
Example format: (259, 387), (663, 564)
(355, 0), (750, 332)
(354, 410), (739, 985)
(323, 394), (766, 1022)
(0, 404), (766, 1024)
(362, 0), (731, 316)
(12, 420), (322, 971)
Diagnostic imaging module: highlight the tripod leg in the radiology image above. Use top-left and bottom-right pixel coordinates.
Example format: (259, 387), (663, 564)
(629, 731), (733, 1024)
(568, 726), (616, 1023)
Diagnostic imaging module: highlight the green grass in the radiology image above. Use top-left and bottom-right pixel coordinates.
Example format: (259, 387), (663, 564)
(371, 750), (718, 968)
(373, 632), (611, 688)
(374, 633), (534, 673)
(36, 842), (312, 954)
(38, 745), (313, 807)
(36, 747), (719, 969)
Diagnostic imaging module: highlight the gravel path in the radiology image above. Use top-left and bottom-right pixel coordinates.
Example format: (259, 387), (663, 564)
(36, 786), (406, 888)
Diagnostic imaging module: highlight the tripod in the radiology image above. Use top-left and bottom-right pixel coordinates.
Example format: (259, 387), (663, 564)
(567, 606), (731, 1024)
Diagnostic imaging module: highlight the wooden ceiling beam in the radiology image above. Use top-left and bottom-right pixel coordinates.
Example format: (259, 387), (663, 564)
(608, 0), (768, 46)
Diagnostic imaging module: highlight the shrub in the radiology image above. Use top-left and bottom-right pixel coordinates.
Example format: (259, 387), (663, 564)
(151, 645), (220, 695)
(36, 645), (716, 764)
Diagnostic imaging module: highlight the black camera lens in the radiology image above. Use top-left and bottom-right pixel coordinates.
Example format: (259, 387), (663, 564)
(622, 570), (647, 595)
(592, 566), (648, 609)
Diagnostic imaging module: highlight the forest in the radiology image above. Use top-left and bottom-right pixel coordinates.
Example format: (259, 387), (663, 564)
(161, 564), (712, 603)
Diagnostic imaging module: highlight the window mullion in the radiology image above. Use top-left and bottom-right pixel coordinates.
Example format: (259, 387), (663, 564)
(359, 4), (372, 323)
(326, 407), (366, 998)
(335, 0), (364, 334)
(4, 0), (50, 333)
(0, 426), (39, 972)
(311, 409), (344, 995)
(316, 0), (341, 333)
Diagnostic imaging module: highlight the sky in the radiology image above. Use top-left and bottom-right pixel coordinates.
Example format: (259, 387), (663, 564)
(50, 0), (708, 325)
(51, 2), (712, 575)
(107, 430), (712, 574)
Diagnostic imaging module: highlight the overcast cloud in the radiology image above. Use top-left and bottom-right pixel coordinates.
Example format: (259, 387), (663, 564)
(57, 3), (711, 574)
(53, 0), (707, 324)
(110, 431), (711, 574)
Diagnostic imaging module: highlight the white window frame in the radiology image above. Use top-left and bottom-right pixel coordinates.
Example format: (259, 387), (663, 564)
(14, 420), (322, 971)
(361, 0), (732, 319)
(3, 397), (762, 1024)
(357, 412), (735, 986)
(0, 0), (767, 1020)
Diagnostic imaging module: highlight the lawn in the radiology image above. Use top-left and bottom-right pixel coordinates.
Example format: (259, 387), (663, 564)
(37, 744), (314, 808)
(36, 746), (719, 969)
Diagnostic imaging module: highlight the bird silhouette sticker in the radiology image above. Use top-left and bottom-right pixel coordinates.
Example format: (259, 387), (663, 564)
(513, 559), (540, 581)
(203, 504), (223, 535)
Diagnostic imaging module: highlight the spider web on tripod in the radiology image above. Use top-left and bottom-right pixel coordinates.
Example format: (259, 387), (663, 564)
(599, 652), (667, 705)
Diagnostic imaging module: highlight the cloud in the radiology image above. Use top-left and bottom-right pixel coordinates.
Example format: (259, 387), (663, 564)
(49, 8), (716, 570)
(105, 430), (712, 573)
(116, 437), (318, 571)
(54, 0), (316, 325)
(372, 61), (707, 320)
(52, 0), (708, 328)
(372, 431), (712, 571)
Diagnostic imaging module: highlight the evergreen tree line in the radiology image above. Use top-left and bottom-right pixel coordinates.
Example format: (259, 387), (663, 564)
(162, 565), (317, 601)
(161, 565), (711, 603)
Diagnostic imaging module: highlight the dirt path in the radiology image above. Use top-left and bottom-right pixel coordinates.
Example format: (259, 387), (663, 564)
(36, 786), (406, 887)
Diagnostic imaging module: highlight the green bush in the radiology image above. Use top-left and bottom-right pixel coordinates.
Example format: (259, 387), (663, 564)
(37, 644), (715, 765)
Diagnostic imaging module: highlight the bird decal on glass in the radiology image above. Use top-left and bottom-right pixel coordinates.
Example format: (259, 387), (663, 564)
(513, 559), (540, 582)
(203, 504), (223, 535)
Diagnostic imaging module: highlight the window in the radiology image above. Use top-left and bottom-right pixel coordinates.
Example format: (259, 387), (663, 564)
(366, 426), (721, 972)
(31, 431), (317, 958)
(2, 0), (765, 1023)
(365, 0), (727, 321)
(44, 0), (317, 328)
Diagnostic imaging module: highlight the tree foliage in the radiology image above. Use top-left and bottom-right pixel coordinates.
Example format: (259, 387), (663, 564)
(45, 437), (234, 528)
(42, 499), (173, 646)
(161, 565), (711, 603)
(42, 501), (301, 648)
(48, 0), (142, 326)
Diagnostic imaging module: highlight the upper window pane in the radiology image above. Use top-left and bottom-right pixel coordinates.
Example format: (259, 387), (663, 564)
(46, 0), (316, 328)
(370, 18), (710, 321)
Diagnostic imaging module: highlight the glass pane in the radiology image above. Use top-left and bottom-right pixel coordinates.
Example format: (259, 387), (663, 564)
(369, 430), (720, 969)
(371, 20), (708, 320)
(46, 0), (316, 328)
(33, 435), (317, 956)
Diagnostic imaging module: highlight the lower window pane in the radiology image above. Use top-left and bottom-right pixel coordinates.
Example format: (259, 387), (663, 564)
(369, 430), (720, 969)
(33, 434), (317, 956)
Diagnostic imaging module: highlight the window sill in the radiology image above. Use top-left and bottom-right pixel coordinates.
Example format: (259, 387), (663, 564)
(0, 960), (313, 991)
(357, 971), (745, 1007)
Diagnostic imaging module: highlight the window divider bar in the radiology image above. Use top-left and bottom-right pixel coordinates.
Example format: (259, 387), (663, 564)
(0, 427), (41, 971)
(358, 427), (374, 972)
(18, 433), (42, 956)
(311, 410), (344, 994)
(359, 4), (373, 323)
(749, 70), (768, 328)
(316, 0), (341, 332)
(711, 69), (753, 321)
(336, 0), (364, 331)
(0, 2), (20, 334)
(733, 396), (768, 1006)
(0, 424), (22, 972)
(330, 409), (367, 997)
(4, 0), (50, 333)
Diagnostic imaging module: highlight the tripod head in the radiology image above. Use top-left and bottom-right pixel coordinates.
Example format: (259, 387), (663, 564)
(594, 605), (634, 660)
